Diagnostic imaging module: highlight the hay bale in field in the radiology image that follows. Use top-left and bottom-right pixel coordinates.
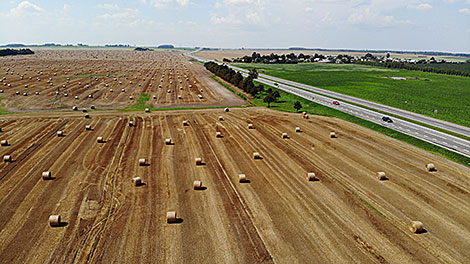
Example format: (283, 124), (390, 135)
(57, 131), (64, 137)
(183, 120), (189, 126)
(166, 211), (177, 223)
(281, 133), (288, 139)
(84, 114), (90, 119)
(224, 108), (229, 112)
(193, 180), (203, 190)
(96, 137), (104, 143)
(15, 91), (20, 95)
(304, 114), (309, 119)
(145, 108), (150, 113)
(377, 172), (387, 180)
(132, 177), (142, 186)
(0, 90), (3, 93)
(42, 171), (53, 180)
(248, 124), (254, 129)
(178, 95), (182, 99)
(64, 93), (68, 97)
(218, 116), (224, 121)
(109, 89), (113, 92)
(216, 132), (222, 138)
(49, 215), (61, 227)
(72, 106), (78, 111)
(195, 157), (203, 166)
(425, 163), (437, 172)
(1, 140), (8, 146)
(129, 121), (134, 127)
(90, 105), (96, 110)
(167, 89), (171, 93)
(3, 155), (12, 162)
(308, 172), (318, 181)
(88, 94), (93, 98)
(409, 221), (424, 233)
(189, 85), (192, 88)
(295, 127), (301, 133)
(129, 96), (134, 100)
(121, 88), (125, 92)
(197, 94), (203, 99)
(23, 92), (27, 96)
(85, 125), (92, 131)
(200, 89), (204, 93)
(139, 158), (147, 166)
(330, 132), (336, 138)
(165, 138), (173, 145)
(239, 174), (248, 183)
(153, 95), (156, 99)
(75, 95), (79, 100)
(253, 152), (261, 159)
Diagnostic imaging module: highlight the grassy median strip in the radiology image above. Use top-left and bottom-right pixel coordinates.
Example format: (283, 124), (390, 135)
(253, 82), (470, 167)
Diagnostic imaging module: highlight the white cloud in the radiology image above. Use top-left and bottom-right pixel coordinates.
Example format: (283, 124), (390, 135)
(348, 7), (411, 27)
(408, 3), (433, 10)
(9, 1), (43, 16)
(147, 0), (190, 8)
(459, 8), (470, 14)
(96, 4), (119, 10)
(97, 7), (140, 20)
(210, 14), (241, 24)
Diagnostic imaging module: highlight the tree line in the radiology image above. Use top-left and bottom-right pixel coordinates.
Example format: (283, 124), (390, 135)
(204, 62), (264, 96)
(355, 60), (470, 77)
(0, 48), (34, 57)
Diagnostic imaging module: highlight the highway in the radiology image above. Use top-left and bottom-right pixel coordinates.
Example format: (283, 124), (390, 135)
(186, 52), (470, 159)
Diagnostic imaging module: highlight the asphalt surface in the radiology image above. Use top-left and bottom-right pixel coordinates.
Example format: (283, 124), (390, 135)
(186, 52), (470, 159)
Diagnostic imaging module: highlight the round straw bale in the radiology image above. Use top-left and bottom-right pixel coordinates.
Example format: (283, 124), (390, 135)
(330, 132), (336, 138)
(88, 94), (93, 98)
(281, 133), (288, 139)
(218, 116), (224, 121)
(195, 157), (202, 165)
(295, 127), (301, 133)
(153, 95), (156, 99)
(1, 140), (8, 146)
(85, 125), (92, 130)
(49, 215), (61, 227)
(84, 114), (90, 119)
(57, 131), (63, 137)
(139, 158), (147, 166)
(121, 88), (125, 92)
(248, 124), (254, 129)
(166, 211), (177, 223)
(238, 174), (247, 183)
(216, 132), (222, 138)
(109, 89), (113, 92)
(42, 171), (52, 180)
(3, 155), (11, 162)
(304, 114), (309, 119)
(167, 89), (171, 93)
(377, 172), (387, 180)
(132, 177), (142, 186)
(308, 172), (317, 181)
(224, 108), (229, 112)
(183, 120), (189, 126)
(90, 105), (96, 110)
(75, 95), (79, 99)
(193, 180), (203, 190)
(129, 121), (134, 127)
(64, 93), (68, 97)
(129, 96), (134, 100)
(72, 106), (78, 111)
(178, 95), (182, 99)
(96, 137), (104, 143)
(425, 163), (436, 172)
(145, 108), (150, 113)
(165, 138), (172, 145)
(409, 221), (424, 233)
(253, 152), (261, 159)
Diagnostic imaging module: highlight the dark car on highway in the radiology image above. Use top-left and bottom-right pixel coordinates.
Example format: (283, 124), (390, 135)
(382, 116), (393, 123)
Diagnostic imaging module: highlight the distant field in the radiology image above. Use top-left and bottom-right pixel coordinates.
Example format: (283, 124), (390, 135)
(235, 63), (470, 127)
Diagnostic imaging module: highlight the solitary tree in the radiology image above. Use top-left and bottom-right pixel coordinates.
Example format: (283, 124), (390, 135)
(249, 68), (258, 79)
(294, 101), (302, 112)
(264, 93), (276, 108)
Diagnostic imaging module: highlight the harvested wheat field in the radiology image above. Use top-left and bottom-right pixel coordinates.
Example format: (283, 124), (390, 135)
(0, 108), (468, 263)
(0, 50), (244, 111)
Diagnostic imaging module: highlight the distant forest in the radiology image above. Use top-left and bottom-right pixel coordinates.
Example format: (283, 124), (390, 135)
(0, 48), (34, 57)
(356, 60), (470, 77)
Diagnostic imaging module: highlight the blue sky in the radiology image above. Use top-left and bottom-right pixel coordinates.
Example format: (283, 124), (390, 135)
(0, 0), (469, 52)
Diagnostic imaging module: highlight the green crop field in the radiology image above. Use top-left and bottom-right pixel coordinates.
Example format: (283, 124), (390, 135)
(235, 63), (470, 127)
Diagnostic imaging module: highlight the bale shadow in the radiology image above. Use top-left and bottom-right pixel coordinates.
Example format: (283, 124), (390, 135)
(136, 182), (147, 187)
(195, 186), (207, 191)
(240, 180), (251, 183)
(43, 177), (56, 181)
(196, 162), (206, 166)
(415, 228), (428, 234)
(140, 163), (150, 167)
(51, 222), (68, 228)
